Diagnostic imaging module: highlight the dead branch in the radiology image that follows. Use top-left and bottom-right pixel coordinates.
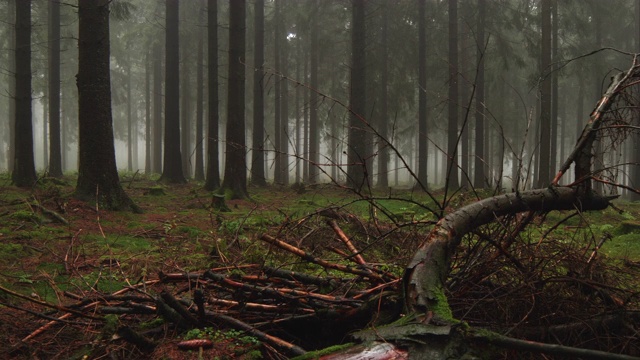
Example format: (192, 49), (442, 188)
(259, 234), (386, 282)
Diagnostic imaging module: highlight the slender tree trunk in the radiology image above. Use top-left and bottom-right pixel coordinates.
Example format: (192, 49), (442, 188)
(474, 0), (486, 188)
(145, 51), (151, 175)
(195, 4), (205, 182)
(251, 0), (266, 186)
(181, 35), (192, 178)
(280, 4), (289, 186)
(127, 53), (133, 172)
(417, 0), (428, 188)
(295, 35), (302, 184)
(550, 0), (559, 179)
(631, 0), (640, 200)
(75, 0), (137, 211)
(309, 0), (319, 184)
(7, 0), (16, 172)
(12, 0), (37, 187)
(48, 1), (62, 177)
(347, 0), (367, 191)
(303, 51), (309, 183)
(537, 0), (552, 187)
(205, 0), (220, 190)
(160, 0), (186, 184)
(43, 95), (48, 169)
(220, 0), (248, 199)
(273, 0), (283, 185)
(152, 43), (163, 174)
(377, 1), (389, 189)
(459, 2), (471, 189)
(446, 0), (459, 190)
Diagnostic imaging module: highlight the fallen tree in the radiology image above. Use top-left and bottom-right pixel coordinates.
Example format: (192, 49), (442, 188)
(304, 53), (640, 359)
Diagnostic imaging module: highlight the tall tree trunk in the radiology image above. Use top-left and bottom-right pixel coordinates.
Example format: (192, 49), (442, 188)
(459, 2), (471, 189)
(377, 1), (389, 189)
(251, 0), (266, 186)
(181, 35), (192, 178)
(279, 3), (289, 187)
(43, 95), (48, 169)
(48, 0), (62, 176)
(220, 0), (248, 199)
(12, 0), (37, 187)
(145, 50), (151, 175)
(7, 0), (16, 172)
(417, 0), (428, 188)
(152, 43), (163, 174)
(303, 50), (309, 183)
(446, 0), (459, 190)
(347, 0), (367, 191)
(631, 0), (640, 200)
(205, 0), (220, 190)
(308, 0), (319, 184)
(550, 0), (559, 180)
(160, 0), (186, 184)
(473, 0), (486, 189)
(195, 3), (205, 182)
(295, 33), (302, 184)
(127, 53), (133, 172)
(75, 0), (137, 211)
(537, 0), (552, 187)
(273, 0), (283, 185)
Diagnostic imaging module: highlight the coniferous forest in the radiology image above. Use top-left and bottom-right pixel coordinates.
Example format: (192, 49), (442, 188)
(2, 1), (640, 359)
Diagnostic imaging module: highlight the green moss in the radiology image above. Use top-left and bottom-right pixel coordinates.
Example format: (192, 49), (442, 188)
(11, 210), (41, 223)
(431, 285), (455, 321)
(602, 233), (640, 260)
(0, 243), (27, 260)
(289, 343), (355, 360)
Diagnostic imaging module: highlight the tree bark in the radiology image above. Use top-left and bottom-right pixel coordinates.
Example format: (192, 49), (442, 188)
(250, 0), (266, 186)
(220, 0), (248, 199)
(308, 0), (319, 184)
(160, 0), (186, 184)
(473, 0), (486, 189)
(446, 0), (459, 190)
(152, 43), (163, 174)
(347, 0), (367, 191)
(12, 0), (37, 188)
(205, 0), (220, 190)
(417, 0), (428, 189)
(75, 0), (138, 212)
(48, 0), (62, 178)
(194, 3), (205, 182)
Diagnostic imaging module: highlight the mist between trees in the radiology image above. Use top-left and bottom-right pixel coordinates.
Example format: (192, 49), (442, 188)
(2, 0), (640, 198)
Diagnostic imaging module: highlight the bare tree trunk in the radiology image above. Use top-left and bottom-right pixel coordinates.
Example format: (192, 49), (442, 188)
(417, 0), (428, 188)
(205, 0), (220, 190)
(346, 0), (367, 191)
(48, 0), (62, 177)
(12, 0), (37, 187)
(250, 0), (266, 186)
(194, 2), (205, 182)
(308, 0), (319, 184)
(446, 0), (459, 190)
(152, 43), (163, 174)
(474, 0), (486, 189)
(75, 0), (137, 211)
(160, 0), (186, 184)
(220, 0), (248, 199)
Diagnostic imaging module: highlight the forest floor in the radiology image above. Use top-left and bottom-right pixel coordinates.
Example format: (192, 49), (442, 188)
(1, 173), (640, 359)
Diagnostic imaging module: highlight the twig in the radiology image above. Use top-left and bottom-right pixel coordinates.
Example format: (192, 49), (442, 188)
(259, 234), (384, 282)
(208, 311), (306, 357)
(0, 284), (102, 320)
(328, 219), (367, 266)
(470, 329), (640, 360)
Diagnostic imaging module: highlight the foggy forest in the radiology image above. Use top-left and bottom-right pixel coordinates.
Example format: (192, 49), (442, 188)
(3, 0), (640, 359)
(2, 0), (639, 193)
